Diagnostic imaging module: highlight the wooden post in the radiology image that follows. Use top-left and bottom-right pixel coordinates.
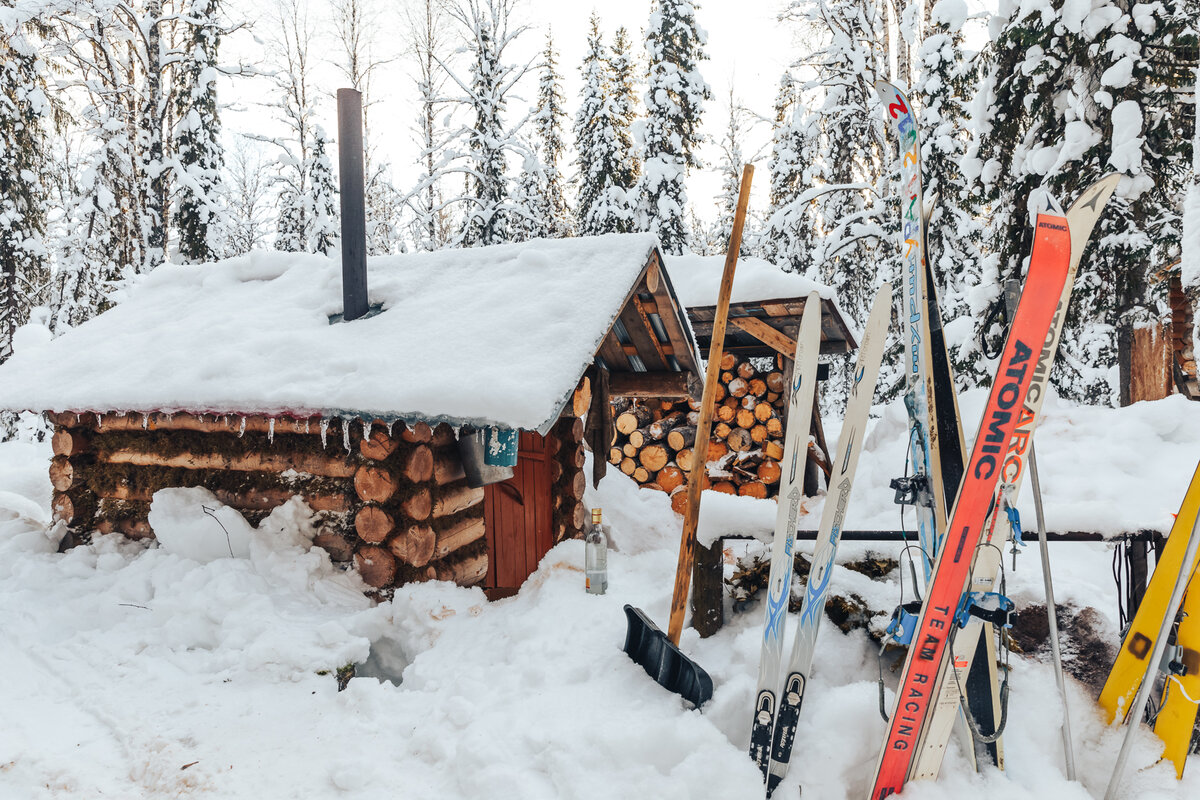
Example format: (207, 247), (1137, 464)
(691, 539), (724, 637)
(337, 88), (368, 322)
(669, 163), (753, 645)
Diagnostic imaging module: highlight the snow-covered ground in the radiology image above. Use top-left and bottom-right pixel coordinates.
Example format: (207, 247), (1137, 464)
(1, 391), (1198, 799)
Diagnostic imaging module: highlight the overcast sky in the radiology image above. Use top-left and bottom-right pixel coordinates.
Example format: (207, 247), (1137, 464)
(220, 0), (800, 228)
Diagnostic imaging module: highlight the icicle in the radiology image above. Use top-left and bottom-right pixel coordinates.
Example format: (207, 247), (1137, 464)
(268, 418), (276, 444)
(142, 413), (149, 430)
(342, 417), (352, 453)
(305, 418), (311, 434)
(238, 416), (247, 438)
(386, 419), (396, 437)
(361, 418), (370, 441)
(320, 418), (330, 449)
(96, 413), (103, 430)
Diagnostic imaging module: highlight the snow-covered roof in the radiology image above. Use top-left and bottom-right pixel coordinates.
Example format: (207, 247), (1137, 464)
(0, 234), (680, 434)
(666, 252), (836, 308)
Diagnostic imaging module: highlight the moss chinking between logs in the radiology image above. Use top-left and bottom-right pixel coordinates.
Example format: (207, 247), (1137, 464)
(87, 427), (362, 462)
(85, 461), (353, 500)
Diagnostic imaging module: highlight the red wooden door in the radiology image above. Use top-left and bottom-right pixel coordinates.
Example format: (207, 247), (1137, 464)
(483, 431), (554, 594)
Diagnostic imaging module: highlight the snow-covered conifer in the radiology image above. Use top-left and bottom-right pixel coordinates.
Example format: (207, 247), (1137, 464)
(531, 33), (572, 239)
(172, 0), (225, 263)
(976, 0), (1198, 404)
(306, 128), (339, 255)
(712, 92), (749, 255)
(275, 190), (306, 252)
(916, 0), (991, 389)
(639, 0), (711, 254)
(574, 16), (631, 235)
(759, 77), (821, 277)
(443, 0), (530, 248)
(0, 18), (51, 363)
(609, 26), (639, 194)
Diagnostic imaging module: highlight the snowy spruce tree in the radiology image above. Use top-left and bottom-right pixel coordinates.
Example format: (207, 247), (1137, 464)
(712, 92), (750, 254)
(0, 17), (51, 363)
(444, 0), (530, 248)
(521, 33), (572, 239)
(976, 0), (1198, 404)
(307, 128), (339, 255)
(275, 190), (306, 252)
(916, 0), (993, 389)
(574, 17), (632, 235)
(639, 0), (711, 254)
(172, 0), (225, 263)
(609, 26), (640, 197)
(782, 0), (900, 404)
(759, 72), (821, 276)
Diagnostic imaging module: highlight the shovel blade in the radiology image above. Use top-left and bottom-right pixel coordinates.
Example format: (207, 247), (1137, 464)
(622, 604), (714, 708)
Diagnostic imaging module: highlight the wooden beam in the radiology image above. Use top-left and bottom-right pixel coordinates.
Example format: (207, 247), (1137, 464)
(729, 316), (797, 358)
(608, 371), (700, 399)
(617, 296), (670, 371)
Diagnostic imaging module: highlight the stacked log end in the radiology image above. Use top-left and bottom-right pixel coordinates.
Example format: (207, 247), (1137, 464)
(354, 421), (486, 591)
(551, 415), (589, 543)
(608, 352), (800, 513)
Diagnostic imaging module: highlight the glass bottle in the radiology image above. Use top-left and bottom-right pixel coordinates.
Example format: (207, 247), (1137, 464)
(585, 508), (608, 595)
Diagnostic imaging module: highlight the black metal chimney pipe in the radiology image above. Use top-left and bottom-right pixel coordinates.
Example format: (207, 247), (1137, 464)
(337, 88), (368, 322)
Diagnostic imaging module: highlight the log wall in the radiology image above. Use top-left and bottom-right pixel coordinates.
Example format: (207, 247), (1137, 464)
(45, 412), (489, 594)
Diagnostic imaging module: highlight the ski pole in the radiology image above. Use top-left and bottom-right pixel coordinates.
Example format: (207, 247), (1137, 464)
(1103, 508), (1200, 800)
(1028, 443), (1075, 781)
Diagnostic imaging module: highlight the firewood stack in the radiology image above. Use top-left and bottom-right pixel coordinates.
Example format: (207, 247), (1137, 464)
(46, 412), (490, 593)
(607, 353), (803, 513)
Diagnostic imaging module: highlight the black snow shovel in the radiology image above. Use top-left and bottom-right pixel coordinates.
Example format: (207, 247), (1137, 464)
(622, 164), (754, 708)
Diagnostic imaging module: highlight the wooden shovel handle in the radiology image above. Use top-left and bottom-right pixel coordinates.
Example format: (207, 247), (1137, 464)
(667, 163), (754, 645)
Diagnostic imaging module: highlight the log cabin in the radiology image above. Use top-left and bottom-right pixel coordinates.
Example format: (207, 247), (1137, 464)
(0, 234), (703, 598)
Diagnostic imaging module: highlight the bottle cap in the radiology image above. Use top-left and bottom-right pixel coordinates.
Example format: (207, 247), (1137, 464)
(591, 508), (602, 524)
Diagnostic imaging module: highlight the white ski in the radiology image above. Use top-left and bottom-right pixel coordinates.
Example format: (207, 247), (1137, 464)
(764, 283), (893, 796)
(748, 291), (824, 781)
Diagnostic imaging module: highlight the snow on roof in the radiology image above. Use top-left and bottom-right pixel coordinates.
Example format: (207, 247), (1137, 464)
(0, 234), (666, 434)
(665, 252), (835, 309)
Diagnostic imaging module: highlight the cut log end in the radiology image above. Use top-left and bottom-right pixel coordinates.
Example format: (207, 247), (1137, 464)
(355, 506), (395, 544)
(355, 545), (397, 588)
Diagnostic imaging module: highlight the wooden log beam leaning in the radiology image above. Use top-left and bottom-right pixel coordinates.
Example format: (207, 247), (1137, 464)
(729, 315), (801, 358)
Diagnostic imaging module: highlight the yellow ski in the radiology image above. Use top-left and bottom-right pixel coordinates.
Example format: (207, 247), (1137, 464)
(1153, 568), (1200, 777)
(1099, 461), (1200, 726)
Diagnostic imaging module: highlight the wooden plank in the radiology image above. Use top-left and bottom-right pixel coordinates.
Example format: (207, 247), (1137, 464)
(729, 316), (797, 358)
(647, 250), (703, 376)
(633, 295), (675, 357)
(597, 329), (632, 371)
(761, 302), (791, 317)
(617, 290), (670, 371)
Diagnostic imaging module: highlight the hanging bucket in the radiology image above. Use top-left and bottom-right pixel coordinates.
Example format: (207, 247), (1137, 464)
(483, 426), (519, 467)
(457, 426), (515, 488)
